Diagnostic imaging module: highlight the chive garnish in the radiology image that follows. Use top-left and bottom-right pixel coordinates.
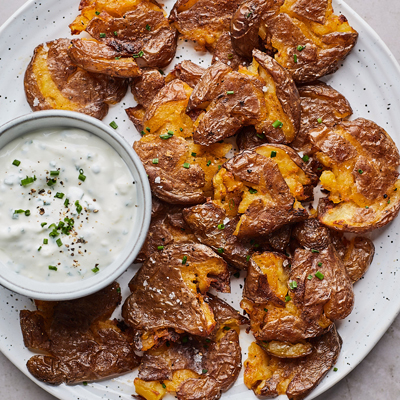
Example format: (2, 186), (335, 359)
(133, 50), (144, 58)
(246, 255), (251, 262)
(50, 170), (60, 176)
(25, 210), (30, 216)
(289, 280), (298, 290)
(21, 175), (36, 186)
(54, 192), (64, 199)
(182, 255), (187, 264)
(302, 154), (309, 162)
(294, 54), (298, 63)
(226, 91), (234, 95)
(12, 159), (21, 166)
(285, 295), (291, 302)
(38, 246), (42, 251)
(56, 238), (63, 247)
(95, 11), (100, 15)
(99, 33), (106, 38)
(183, 162), (190, 169)
(315, 271), (324, 280)
(217, 223), (225, 230)
(78, 169), (86, 182)
(160, 132), (173, 139)
(311, 249), (319, 253)
(202, 369), (208, 374)
(113, 31), (118, 36)
(333, 367), (338, 372)
(317, 118), (323, 123)
(256, 134), (264, 139)
(146, 127), (151, 132)
(297, 45), (305, 51)
(249, 188), (258, 194)
(75, 201), (83, 214)
(43, 239), (48, 244)
(223, 326), (231, 331)
(152, 158), (159, 164)
(47, 178), (57, 186)
(157, 245), (164, 250)
(64, 198), (69, 208)
(217, 248), (224, 254)
(48, 265), (57, 271)
(206, 160), (211, 166)
(92, 266), (100, 273)
(14, 209), (25, 214)
(41, 222), (47, 227)
(146, 24), (151, 31)
(318, 262), (322, 266)
(191, 152), (197, 157)
(307, 274), (313, 280)
(109, 121), (118, 129)
(161, 383), (166, 389)
(272, 120), (283, 129)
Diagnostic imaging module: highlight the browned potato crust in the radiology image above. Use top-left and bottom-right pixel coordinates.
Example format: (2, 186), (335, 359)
(244, 324), (342, 399)
(20, 283), (140, 385)
(131, 68), (166, 108)
(291, 81), (353, 153)
(212, 32), (250, 70)
(169, 0), (245, 51)
(135, 295), (246, 400)
(258, 340), (313, 359)
(126, 105), (146, 133)
(188, 52), (300, 145)
(212, 145), (316, 238)
(231, 0), (358, 83)
(68, 38), (141, 77)
(312, 118), (400, 232)
(133, 79), (231, 204)
(166, 60), (206, 89)
(24, 39), (127, 119)
(122, 243), (230, 351)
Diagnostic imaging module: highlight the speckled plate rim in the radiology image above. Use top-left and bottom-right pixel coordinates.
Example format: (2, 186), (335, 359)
(0, 0), (400, 399)
(0, 110), (152, 301)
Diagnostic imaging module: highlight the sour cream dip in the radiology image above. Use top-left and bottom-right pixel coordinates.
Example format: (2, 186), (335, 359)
(0, 127), (137, 282)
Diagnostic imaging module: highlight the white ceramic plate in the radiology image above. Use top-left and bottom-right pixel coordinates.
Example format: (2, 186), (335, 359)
(1, 1), (400, 399)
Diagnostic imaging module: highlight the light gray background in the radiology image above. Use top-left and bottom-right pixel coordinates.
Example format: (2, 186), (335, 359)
(0, 0), (400, 399)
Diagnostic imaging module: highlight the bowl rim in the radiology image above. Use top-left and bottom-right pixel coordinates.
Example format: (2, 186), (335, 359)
(0, 110), (152, 300)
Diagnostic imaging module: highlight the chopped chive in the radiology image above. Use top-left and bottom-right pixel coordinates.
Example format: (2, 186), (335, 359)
(318, 262), (322, 266)
(38, 246), (42, 251)
(64, 198), (69, 208)
(92, 266), (100, 273)
(270, 150), (277, 158)
(191, 152), (197, 157)
(146, 127), (151, 132)
(49, 230), (59, 238)
(48, 265), (57, 271)
(109, 121), (118, 129)
(223, 326), (231, 331)
(246, 255), (251, 262)
(365, 206), (369, 209)
(25, 210), (30, 216)
(160, 133), (173, 139)
(152, 158), (159, 164)
(182, 336), (188, 343)
(285, 295), (291, 302)
(43, 238), (48, 244)
(315, 271), (324, 280)
(157, 245), (164, 250)
(307, 274), (313, 280)
(202, 369), (208, 374)
(141, 130), (146, 136)
(333, 367), (338, 372)
(116, 287), (121, 293)
(233, 272), (240, 278)
(311, 249), (319, 253)
(41, 222), (47, 227)
(54, 192), (64, 199)
(217, 223), (225, 230)
(294, 54), (298, 63)
(246, 12), (253, 18)
(47, 178), (57, 186)
(99, 33), (106, 38)
(180, 127), (183, 132)
(158, 69), (165, 75)
(161, 383), (166, 389)
(78, 173), (86, 182)
(388, 199), (391, 204)
(358, 169), (363, 174)
(14, 209), (25, 214)
(256, 134), (264, 139)
(217, 248), (224, 254)
(183, 162), (190, 169)
(302, 154), (309, 162)
(56, 238), (63, 247)
(50, 170), (60, 176)
(206, 160), (211, 166)
(289, 280), (298, 290)
(182, 255), (187, 264)
(264, 308), (268, 312)
(146, 24), (151, 31)
(249, 188), (258, 194)
(297, 45), (305, 51)
(21, 176), (36, 186)
(75, 200), (83, 214)
(95, 11), (100, 15)
(113, 31), (118, 36)
(317, 117), (323, 124)
(133, 50), (144, 58)
(226, 90), (234, 95)
(272, 120), (283, 129)
(12, 159), (21, 166)
(115, 56), (121, 60)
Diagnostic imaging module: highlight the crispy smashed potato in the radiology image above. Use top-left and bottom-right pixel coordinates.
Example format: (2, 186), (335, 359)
(244, 325), (342, 399)
(212, 32), (249, 70)
(133, 79), (231, 204)
(290, 81), (353, 153)
(166, 60), (206, 89)
(231, 0), (358, 82)
(24, 39), (127, 119)
(122, 243), (230, 351)
(68, 38), (141, 77)
(20, 283), (140, 385)
(131, 68), (166, 108)
(169, 0), (245, 51)
(213, 144), (317, 238)
(70, 0), (177, 69)
(188, 51), (301, 145)
(135, 295), (246, 400)
(310, 118), (400, 232)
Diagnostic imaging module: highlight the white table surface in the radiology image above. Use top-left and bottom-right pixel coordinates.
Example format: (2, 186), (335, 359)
(1, 0), (400, 399)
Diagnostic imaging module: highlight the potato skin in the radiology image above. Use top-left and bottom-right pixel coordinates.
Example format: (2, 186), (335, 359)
(290, 81), (353, 153)
(20, 283), (140, 385)
(68, 38), (141, 77)
(212, 32), (250, 70)
(122, 243), (230, 350)
(24, 39), (127, 119)
(131, 68), (165, 108)
(167, 60), (206, 89)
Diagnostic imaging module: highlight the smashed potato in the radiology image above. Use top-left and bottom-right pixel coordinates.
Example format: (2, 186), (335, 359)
(213, 144), (317, 238)
(20, 283), (140, 385)
(231, 0), (358, 82)
(133, 79), (231, 204)
(244, 325), (342, 399)
(311, 118), (400, 232)
(24, 39), (127, 119)
(122, 243), (230, 351)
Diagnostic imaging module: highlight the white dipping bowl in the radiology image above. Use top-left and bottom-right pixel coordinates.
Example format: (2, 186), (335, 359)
(0, 110), (151, 301)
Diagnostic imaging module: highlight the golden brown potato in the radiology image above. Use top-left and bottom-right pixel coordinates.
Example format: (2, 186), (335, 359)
(169, 0), (245, 51)
(131, 68), (166, 108)
(122, 243), (230, 351)
(133, 79), (231, 204)
(311, 118), (400, 232)
(20, 283), (140, 385)
(126, 105), (146, 133)
(166, 60), (206, 89)
(231, 0), (358, 83)
(189, 51), (300, 145)
(290, 81), (353, 153)
(258, 340), (313, 359)
(24, 39), (127, 119)
(244, 324), (342, 399)
(212, 32), (250, 70)
(135, 295), (247, 400)
(68, 38), (141, 77)
(212, 144), (317, 238)
(136, 197), (196, 263)
(71, 0), (177, 69)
